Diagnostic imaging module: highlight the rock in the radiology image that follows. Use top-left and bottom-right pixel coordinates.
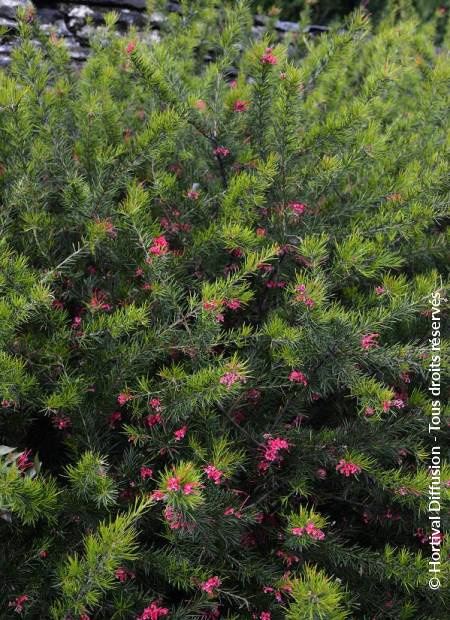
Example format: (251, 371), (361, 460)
(64, 36), (90, 60)
(0, 0), (26, 20)
(41, 19), (71, 38)
(36, 8), (64, 23)
(82, 0), (147, 8)
(276, 20), (299, 33)
(116, 9), (147, 28)
(75, 24), (97, 43)
(0, 16), (16, 30)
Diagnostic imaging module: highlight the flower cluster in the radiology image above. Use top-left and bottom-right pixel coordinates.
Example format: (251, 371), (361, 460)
(200, 576), (221, 595)
(260, 47), (278, 64)
(294, 284), (314, 307)
(360, 333), (380, 350)
(292, 521), (325, 540)
(288, 370), (308, 386)
(336, 459), (362, 477)
(204, 464), (224, 485)
(137, 601), (169, 620)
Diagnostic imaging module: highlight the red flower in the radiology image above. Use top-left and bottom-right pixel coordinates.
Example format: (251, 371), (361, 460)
(289, 201), (306, 215)
(213, 146), (230, 157)
(137, 601), (169, 620)
(149, 236), (169, 256)
(140, 466), (153, 481)
(118, 392), (132, 406)
(233, 100), (250, 112)
(289, 370), (308, 386)
(200, 576), (221, 595)
(125, 40), (136, 55)
(146, 413), (162, 427)
(174, 426), (187, 441)
(336, 459), (362, 477)
(204, 464), (223, 485)
(260, 47), (278, 65)
(115, 567), (128, 582)
(360, 333), (380, 350)
(167, 476), (181, 491)
(9, 595), (29, 614)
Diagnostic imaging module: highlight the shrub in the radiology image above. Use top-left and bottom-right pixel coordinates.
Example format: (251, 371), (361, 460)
(0, 1), (448, 619)
(257, 0), (447, 23)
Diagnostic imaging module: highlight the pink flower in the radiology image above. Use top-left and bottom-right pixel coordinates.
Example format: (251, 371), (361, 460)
(364, 407), (375, 417)
(203, 300), (219, 311)
(149, 236), (169, 256)
(167, 476), (181, 491)
(226, 299), (241, 310)
(260, 47), (278, 64)
(233, 100), (250, 112)
(316, 468), (327, 479)
(305, 521), (325, 540)
(146, 413), (162, 427)
(360, 333), (380, 350)
(187, 190), (199, 200)
(16, 450), (32, 472)
(174, 426), (187, 441)
(52, 413), (72, 430)
(115, 567), (128, 582)
(195, 99), (206, 111)
(288, 370), (308, 386)
(137, 601), (169, 620)
(375, 286), (385, 295)
(108, 411), (122, 428)
(9, 595), (29, 613)
(204, 464), (223, 485)
(135, 267), (144, 277)
(213, 146), (230, 157)
(125, 40), (136, 55)
(219, 371), (245, 389)
(262, 436), (290, 463)
(150, 398), (162, 410)
(200, 576), (221, 595)
(289, 202), (306, 215)
(183, 482), (199, 495)
(118, 392), (132, 406)
(260, 613), (271, 620)
(292, 522), (325, 541)
(140, 466), (153, 481)
(336, 459), (362, 477)
(150, 490), (165, 501)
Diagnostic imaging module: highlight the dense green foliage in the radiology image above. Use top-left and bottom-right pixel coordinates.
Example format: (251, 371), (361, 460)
(0, 1), (449, 619)
(257, 0), (448, 23)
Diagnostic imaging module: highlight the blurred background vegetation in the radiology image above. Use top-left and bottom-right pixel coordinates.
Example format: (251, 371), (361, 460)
(255, 0), (449, 23)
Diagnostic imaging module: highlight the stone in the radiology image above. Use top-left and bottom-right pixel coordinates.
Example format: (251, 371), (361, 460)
(40, 19), (71, 38)
(0, 0), (26, 20)
(81, 0), (146, 8)
(116, 9), (147, 28)
(276, 20), (299, 33)
(75, 24), (97, 43)
(0, 16), (16, 29)
(64, 36), (90, 60)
